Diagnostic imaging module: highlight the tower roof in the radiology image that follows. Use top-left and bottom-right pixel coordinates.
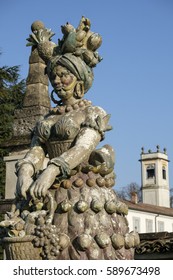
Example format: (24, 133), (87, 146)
(139, 145), (170, 162)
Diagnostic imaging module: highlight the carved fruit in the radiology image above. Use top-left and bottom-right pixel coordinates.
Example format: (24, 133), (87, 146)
(60, 200), (72, 212)
(37, 41), (56, 63)
(76, 200), (88, 213)
(36, 216), (45, 226)
(74, 178), (84, 188)
(34, 237), (40, 247)
(104, 200), (117, 214)
(87, 33), (102, 51)
(111, 233), (124, 249)
(91, 199), (103, 212)
(14, 221), (25, 231)
(66, 105), (72, 112)
(116, 201), (128, 215)
(60, 180), (72, 189)
(110, 178), (115, 187)
(78, 100), (84, 107)
(96, 177), (105, 187)
(124, 233), (135, 249)
(95, 232), (110, 248)
(76, 30), (86, 42)
(31, 21), (45, 32)
(105, 178), (112, 188)
(58, 233), (70, 250)
(129, 231), (140, 246)
(77, 233), (92, 250)
(86, 178), (95, 187)
(35, 201), (44, 210)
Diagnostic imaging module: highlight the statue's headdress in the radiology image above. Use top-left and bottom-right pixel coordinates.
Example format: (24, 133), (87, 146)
(27, 17), (102, 93)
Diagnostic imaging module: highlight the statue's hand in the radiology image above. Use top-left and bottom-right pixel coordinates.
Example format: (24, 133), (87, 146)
(16, 176), (34, 199)
(30, 164), (60, 200)
(15, 163), (34, 199)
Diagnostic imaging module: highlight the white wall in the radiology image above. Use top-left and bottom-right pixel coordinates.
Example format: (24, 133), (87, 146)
(127, 209), (173, 233)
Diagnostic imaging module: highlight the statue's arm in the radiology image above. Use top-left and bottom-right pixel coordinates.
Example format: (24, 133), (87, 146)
(50, 105), (112, 172)
(29, 106), (112, 199)
(29, 127), (101, 200)
(16, 136), (47, 175)
(51, 127), (101, 171)
(15, 136), (47, 198)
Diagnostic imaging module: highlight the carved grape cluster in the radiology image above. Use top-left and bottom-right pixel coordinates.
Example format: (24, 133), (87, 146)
(33, 223), (60, 259)
(33, 214), (70, 260)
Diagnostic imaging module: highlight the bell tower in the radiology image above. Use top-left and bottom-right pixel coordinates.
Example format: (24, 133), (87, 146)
(139, 145), (170, 207)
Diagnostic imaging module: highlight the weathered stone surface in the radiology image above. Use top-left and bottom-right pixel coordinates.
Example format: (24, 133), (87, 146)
(23, 84), (50, 108)
(1, 106), (50, 149)
(26, 63), (48, 86)
(0, 199), (14, 214)
(29, 47), (45, 64)
(0, 17), (138, 261)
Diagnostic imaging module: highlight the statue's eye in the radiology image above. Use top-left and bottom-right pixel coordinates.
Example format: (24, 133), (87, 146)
(62, 71), (69, 77)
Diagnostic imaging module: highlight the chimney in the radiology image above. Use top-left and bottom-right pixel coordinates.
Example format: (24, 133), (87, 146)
(131, 192), (138, 204)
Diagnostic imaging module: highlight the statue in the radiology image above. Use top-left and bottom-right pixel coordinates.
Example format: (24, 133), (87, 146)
(0, 17), (140, 260)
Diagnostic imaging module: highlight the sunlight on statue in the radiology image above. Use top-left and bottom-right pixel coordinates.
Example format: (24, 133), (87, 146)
(0, 16), (140, 260)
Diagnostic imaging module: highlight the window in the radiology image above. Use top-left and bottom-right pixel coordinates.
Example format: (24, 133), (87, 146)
(132, 217), (140, 232)
(146, 165), (155, 179)
(162, 166), (166, 180)
(158, 221), (164, 232)
(146, 219), (153, 233)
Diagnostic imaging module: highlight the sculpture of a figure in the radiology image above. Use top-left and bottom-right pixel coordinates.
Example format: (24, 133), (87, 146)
(0, 17), (139, 260)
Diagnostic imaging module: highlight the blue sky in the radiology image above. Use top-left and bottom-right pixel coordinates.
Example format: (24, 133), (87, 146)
(1, 0), (173, 191)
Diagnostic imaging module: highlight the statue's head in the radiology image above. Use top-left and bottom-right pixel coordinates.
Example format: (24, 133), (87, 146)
(27, 17), (102, 103)
(47, 53), (94, 98)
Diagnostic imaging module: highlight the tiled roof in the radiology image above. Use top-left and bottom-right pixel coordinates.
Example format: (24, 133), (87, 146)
(135, 232), (173, 259)
(123, 199), (173, 217)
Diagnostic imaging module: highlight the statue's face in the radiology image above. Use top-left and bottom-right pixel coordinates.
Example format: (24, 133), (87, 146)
(50, 65), (77, 100)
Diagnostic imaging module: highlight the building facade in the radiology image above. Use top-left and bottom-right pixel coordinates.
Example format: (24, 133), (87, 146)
(140, 145), (170, 207)
(126, 146), (173, 234)
(126, 200), (173, 233)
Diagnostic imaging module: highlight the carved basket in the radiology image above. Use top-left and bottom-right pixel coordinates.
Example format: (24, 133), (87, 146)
(46, 140), (73, 159)
(1, 235), (42, 260)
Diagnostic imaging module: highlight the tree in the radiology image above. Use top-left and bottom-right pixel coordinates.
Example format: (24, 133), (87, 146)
(0, 59), (25, 259)
(117, 183), (173, 208)
(117, 182), (142, 202)
(0, 60), (26, 199)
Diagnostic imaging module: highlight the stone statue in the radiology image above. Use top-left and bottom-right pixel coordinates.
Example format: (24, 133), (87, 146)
(0, 17), (139, 260)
